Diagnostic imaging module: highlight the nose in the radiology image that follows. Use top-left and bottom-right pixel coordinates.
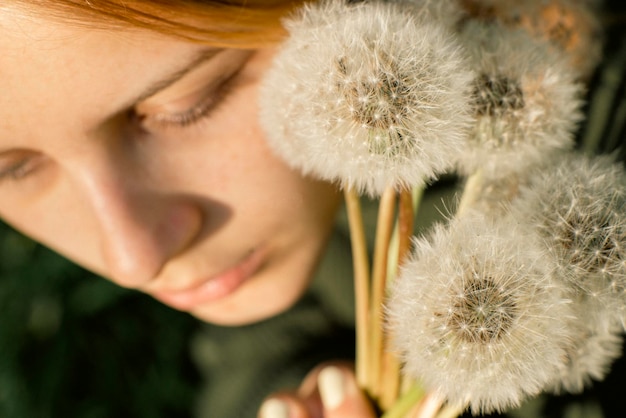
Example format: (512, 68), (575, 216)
(75, 168), (202, 288)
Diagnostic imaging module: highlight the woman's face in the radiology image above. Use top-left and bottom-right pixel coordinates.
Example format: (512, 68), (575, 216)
(0, 9), (340, 325)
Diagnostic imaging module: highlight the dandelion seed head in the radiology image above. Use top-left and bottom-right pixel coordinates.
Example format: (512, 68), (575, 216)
(447, 276), (519, 344)
(456, 22), (584, 179)
(513, 153), (626, 331)
(387, 213), (574, 414)
(259, 0), (474, 196)
(547, 300), (624, 394)
(472, 73), (525, 117)
(468, 173), (527, 216)
(406, 0), (468, 27)
(459, 0), (604, 79)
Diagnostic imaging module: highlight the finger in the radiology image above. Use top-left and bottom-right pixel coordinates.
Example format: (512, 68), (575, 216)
(258, 393), (310, 418)
(297, 361), (355, 417)
(298, 361), (355, 398)
(259, 363), (377, 418)
(316, 365), (377, 418)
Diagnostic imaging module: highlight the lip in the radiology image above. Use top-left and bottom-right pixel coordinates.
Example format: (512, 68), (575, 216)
(151, 249), (266, 310)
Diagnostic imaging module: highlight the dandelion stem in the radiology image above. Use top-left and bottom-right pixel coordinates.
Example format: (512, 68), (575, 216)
(387, 185), (424, 276)
(378, 187), (417, 409)
(457, 169), (484, 216)
(380, 383), (425, 418)
(379, 342), (402, 411)
(378, 185), (424, 410)
(397, 188), (415, 265)
(412, 392), (444, 418)
(434, 405), (463, 418)
(370, 186), (397, 398)
(344, 187), (372, 390)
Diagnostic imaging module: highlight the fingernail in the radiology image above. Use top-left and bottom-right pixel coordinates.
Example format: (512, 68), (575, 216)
(259, 398), (289, 418)
(318, 366), (346, 410)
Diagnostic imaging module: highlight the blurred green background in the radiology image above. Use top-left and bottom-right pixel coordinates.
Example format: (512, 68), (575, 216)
(0, 220), (202, 418)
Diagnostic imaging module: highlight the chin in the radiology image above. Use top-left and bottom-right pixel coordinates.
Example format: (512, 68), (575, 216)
(189, 293), (303, 326)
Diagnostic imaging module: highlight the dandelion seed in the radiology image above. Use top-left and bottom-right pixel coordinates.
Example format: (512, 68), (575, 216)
(405, 0), (467, 27)
(456, 21), (584, 179)
(459, 0), (604, 79)
(547, 308), (623, 395)
(387, 212), (574, 414)
(259, 0), (474, 196)
(512, 152), (626, 331)
(466, 173), (526, 216)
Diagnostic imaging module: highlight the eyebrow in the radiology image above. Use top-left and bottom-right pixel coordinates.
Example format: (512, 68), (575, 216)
(128, 48), (223, 106)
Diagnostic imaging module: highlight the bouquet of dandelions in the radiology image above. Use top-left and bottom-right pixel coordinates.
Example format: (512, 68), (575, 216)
(260, 0), (621, 417)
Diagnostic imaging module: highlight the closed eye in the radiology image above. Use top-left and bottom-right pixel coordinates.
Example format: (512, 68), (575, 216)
(140, 66), (242, 129)
(132, 49), (252, 132)
(0, 150), (47, 183)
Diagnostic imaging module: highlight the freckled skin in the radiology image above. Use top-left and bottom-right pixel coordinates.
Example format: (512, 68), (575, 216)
(0, 9), (341, 325)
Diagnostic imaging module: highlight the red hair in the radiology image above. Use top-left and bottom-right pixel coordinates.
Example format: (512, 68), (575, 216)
(24, 0), (308, 47)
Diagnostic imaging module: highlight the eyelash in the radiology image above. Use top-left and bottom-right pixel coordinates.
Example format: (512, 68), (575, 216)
(141, 69), (241, 130)
(0, 153), (46, 184)
(0, 161), (31, 180)
(0, 61), (246, 184)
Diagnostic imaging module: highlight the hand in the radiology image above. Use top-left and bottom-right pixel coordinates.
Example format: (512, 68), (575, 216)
(258, 362), (377, 418)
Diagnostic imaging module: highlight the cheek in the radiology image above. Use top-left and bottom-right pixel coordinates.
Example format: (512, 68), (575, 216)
(227, 130), (338, 229)
(1, 181), (107, 277)
(207, 92), (315, 202)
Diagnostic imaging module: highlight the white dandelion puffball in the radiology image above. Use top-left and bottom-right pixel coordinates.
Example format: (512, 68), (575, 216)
(456, 21), (584, 179)
(458, 0), (604, 79)
(466, 173), (527, 217)
(547, 308), (623, 395)
(387, 212), (574, 414)
(259, 0), (475, 196)
(512, 152), (626, 331)
(404, 0), (467, 27)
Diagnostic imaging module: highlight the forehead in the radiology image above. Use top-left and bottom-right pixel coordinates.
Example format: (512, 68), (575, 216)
(0, 8), (203, 143)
